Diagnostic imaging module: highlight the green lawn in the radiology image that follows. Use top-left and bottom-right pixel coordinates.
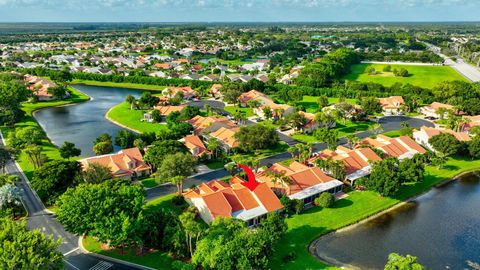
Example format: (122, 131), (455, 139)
(382, 130), (403, 138)
(1, 87), (90, 181)
(205, 159), (226, 169)
(344, 63), (468, 89)
(106, 102), (169, 134)
(291, 120), (375, 143)
(296, 96), (358, 113)
(231, 142), (289, 161)
(224, 106), (254, 117)
(140, 178), (160, 189)
(269, 156), (480, 270)
(73, 79), (168, 92)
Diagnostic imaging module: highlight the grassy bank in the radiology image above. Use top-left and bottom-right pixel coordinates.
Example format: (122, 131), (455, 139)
(269, 156), (480, 270)
(0, 87), (90, 180)
(344, 63), (467, 88)
(73, 79), (168, 91)
(106, 102), (169, 134)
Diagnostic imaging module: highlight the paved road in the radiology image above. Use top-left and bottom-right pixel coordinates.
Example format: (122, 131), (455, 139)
(146, 115), (434, 200)
(1, 132), (144, 270)
(423, 42), (480, 82)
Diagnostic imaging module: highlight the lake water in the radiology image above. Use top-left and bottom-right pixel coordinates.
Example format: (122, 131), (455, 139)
(34, 85), (142, 157)
(313, 173), (480, 270)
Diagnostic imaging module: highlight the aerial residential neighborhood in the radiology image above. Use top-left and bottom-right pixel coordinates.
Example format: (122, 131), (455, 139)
(1, 2), (480, 270)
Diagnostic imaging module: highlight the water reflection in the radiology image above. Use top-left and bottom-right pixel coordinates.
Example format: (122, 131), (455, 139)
(34, 85), (142, 157)
(314, 173), (480, 270)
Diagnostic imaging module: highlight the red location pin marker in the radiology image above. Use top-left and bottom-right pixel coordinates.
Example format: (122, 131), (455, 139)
(238, 163), (260, 191)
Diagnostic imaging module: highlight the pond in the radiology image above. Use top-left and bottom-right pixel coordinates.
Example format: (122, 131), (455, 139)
(313, 172), (480, 270)
(34, 85), (142, 157)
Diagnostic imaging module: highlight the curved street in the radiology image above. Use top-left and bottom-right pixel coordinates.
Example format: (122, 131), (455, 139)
(0, 132), (145, 270)
(146, 115), (434, 200)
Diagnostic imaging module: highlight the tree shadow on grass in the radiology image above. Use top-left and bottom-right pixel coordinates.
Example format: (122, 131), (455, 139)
(332, 198), (354, 209)
(442, 164), (460, 171)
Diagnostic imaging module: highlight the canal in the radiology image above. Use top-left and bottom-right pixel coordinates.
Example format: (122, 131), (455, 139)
(313, 172), (480, 269)
(34, 84), (142, 157)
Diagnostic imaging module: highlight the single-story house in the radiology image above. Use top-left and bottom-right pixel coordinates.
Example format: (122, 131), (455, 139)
(79, 147), (151, 180)
(378, 96), (405, 115)
(310, 146), (382, 185)
(254, 102), (294, 119)
(162, 86), (198, 100)
(256, 161), (343, 206)
(188, 115), (237, 135)
(238, 89), (274, 107)
(24, 74), (58, 101)
(413, 126), (471, 151)
(180, 135), (211, 159)
(461, 115), (480, 134)
(209, 84), (223, 99)
(419, 102), (454, 119)
(360, 134), (426, 160)
(183, 177), (283, 226)
(208, 127), (240, 153)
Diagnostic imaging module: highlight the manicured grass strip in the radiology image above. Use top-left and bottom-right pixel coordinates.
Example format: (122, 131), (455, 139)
(344, 63), (468, 89)
(291, 120), (375, 143)
(295, 96), (358, 113)
(140, 178), (159, 189)
(83, 236), (176, 270)
(205, 160), (225, 169)
(269, 157), (480, 270)
(224, 106), (254, 117)
(106, 102), (169, 134)
(73, 79), (168, 91)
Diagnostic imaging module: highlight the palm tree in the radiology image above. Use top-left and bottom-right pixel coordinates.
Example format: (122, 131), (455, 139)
(204, 104), (211, 115)
(345, 134), (359, 148)
(125, 95), (136, 110)
(171, 175), (186, 195)
(369, 123), (384, 135)
(287, 146), (297, 160)
(207, 137), (221, 159)
(265, 170), (292, 189)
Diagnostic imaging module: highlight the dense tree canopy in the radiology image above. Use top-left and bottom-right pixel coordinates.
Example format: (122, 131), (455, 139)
(429, 133), (462, 157)
(234, 124), (279, 152)
(31, 160), (81, 205)
(56, 180), (145, 246)
(0, 218), (63, 270)
(144, 140), (188, 169)
(193, 213), (287, 270)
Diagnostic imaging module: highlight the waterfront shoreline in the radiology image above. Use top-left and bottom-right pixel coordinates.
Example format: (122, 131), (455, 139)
(308, 170), (480, 269)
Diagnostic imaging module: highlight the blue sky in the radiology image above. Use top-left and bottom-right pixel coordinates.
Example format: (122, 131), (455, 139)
(0, 0), (478, 22)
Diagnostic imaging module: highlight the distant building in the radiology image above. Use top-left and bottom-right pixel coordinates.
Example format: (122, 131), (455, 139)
(378, 96), (405, 115)
(24, 74), (57, 101)
(162, 86), (197, 100)
(238, 90), (273, 107)
(188, 115), (237, 135)
(419, 102), (454, 119)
